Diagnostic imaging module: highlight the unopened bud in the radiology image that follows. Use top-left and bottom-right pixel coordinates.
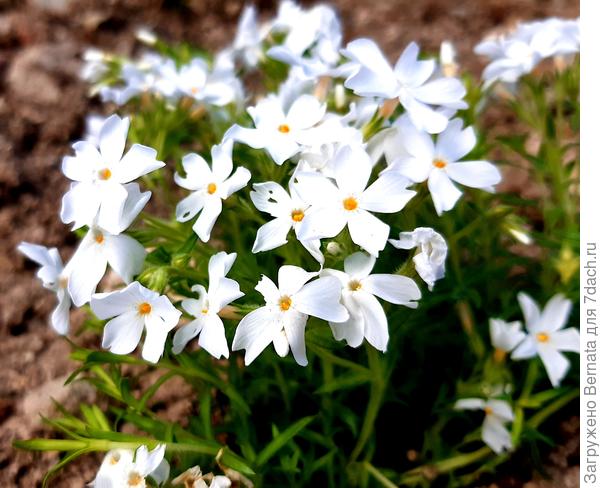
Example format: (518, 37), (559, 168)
(136, 27), (158, 46)
(326, 242), (342, 256)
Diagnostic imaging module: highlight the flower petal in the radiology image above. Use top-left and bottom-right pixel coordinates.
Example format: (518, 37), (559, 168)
(344, 252), (376, 279)
(279, 265), (317, 296)
(347, 210), (389, 256)
(360, 172), (416, 213)
(427, 169), (462, 215)
(199, 314), (230, 359)
(284, 311), (309, 366)
(99, 115), (129, 166)
(436, 120), (476, 162)
(294, 276), (349, 322)
(176, 191), (205, 222)
(539, 294), (573, 332)
(538, 345), (570, 387)
(552, 327), (580, 353)
(445, 161), (502, 189)
(104, 234), (146, 284)
(102, 311), (144, 355)
(115, 144), (164, 184)
(68, 237), (108, 307)
(232, 306), (278, 365)
(517, 292), (542, 331)
(362, 274), (421, 307)
(172, 319), (203, 354)
(356, 291), (388, 351)
(192, 197), (223, 242)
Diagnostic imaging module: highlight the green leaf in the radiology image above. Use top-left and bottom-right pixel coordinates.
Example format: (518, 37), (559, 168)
(255, 416), (315, 467)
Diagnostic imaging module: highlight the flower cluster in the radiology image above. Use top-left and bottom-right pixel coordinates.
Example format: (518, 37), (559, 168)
(17, 1), (580, 485)
(475, 17), (579, 85)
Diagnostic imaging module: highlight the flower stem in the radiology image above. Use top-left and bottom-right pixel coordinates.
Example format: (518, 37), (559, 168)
(349, 345), (386, 463)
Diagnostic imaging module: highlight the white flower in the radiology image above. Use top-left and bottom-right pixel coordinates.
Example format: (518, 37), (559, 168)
(91, 282), (181, 363)
(322, 252), (421, 351)
(175, 140), (251, 242)
(172, 467), (232, 488)
(489, 319), (526, 361)
(172, 252), (244, 359)
(81, 48), (108, 83)
(511, 293), (579, 387)
(176, 58), (240, 106)
(61, 114), (163, 234)
(67, 184), (150, 306)
(250, 181), (323, 264)
(231, 5), (266, 68)
(232, 265), (349, 366)
(296, 116), (364, 176)
(92, 444), (169, 487)
(267, 4), (349, 80)
(17, 243), (71, 335)
(387, 118), (501, 215)
(475, 18), (579, 85)
(388, 227), (447, 290)
(295, 144), (416, 256)
(272, 2), (340, 57)
(455, 398), (514, 454)
(342, 39), (467, 133)
(225, 94), (326, 165)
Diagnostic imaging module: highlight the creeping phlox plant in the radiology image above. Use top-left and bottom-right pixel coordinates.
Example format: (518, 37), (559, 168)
(17, 3), (580, 487)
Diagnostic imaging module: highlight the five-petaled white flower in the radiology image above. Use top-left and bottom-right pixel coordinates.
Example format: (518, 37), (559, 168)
(92, 444), (169, 487)
(489, 318), (526, 362)
(232, 265), (348, 366)
(176, 57), (240, 106)
(386, 118), (501, 215)
(250, 181), (323, 264)
(91, 282), (181, 363)
(17, 242), (72, 335)
(172, 252), (244, 359)
(511, 292), (579, 387)
(61, 114), (163, 234)
(388, 227), (448, 290)
(455, 398), (514, 454)
(343, 39), (467, 133)
(175, 140), (251, 242)
(295, 144), (416, 256)
(225, 94), (326, 165)
(322, 252), (421, 352)
(67, 184), (150, 306)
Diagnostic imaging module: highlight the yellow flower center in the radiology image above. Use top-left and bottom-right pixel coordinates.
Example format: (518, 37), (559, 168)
(536, 332), (550, 343)
(279, 296), (292, 311)
(278, 124), (290, 133)
(191, 87), (200, 95)
(94, 231), (105, 244)
(109, 453), (120, 465)
(483, 406), (493, 416)
(128, 472), (144, 486)
(201, 308), (208, 314)
(138, 302), (152, 315)
(343, 197), (358, 211)
(207, 182), (217, 195)
(291, 209), (305, 222)
(433, 159), (447, 169)
(98, 168), (112, 180)
(348, 280), (362, 291)
(58, 276), (68, 289)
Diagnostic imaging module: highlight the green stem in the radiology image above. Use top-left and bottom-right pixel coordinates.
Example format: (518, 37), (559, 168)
(349, 345), (386, 463)
(364, 462), (399, 488)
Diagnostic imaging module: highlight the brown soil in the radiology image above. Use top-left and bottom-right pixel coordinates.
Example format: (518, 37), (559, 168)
(0, 0), (578, 486)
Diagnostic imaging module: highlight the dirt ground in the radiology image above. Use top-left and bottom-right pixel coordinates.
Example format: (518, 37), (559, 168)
(0, 0), (579, 486)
